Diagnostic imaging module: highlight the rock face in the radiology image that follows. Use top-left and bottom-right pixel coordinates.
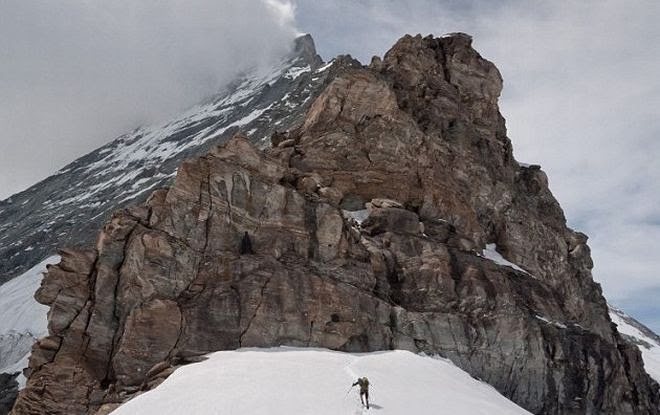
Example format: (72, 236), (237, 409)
(12, 34), (660, 414)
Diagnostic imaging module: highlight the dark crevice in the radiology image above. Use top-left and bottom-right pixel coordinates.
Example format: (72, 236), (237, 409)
(100, 219), (142, 387)
(303, 203), (319, 260)
(307, 321), (314, 346)
(238, 275), (272, 347)
(447, 249), (463, 301)
(165, 307), (186, 365)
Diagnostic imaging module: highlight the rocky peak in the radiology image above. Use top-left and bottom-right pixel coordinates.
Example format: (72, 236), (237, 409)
(11, 34), (660, 415)
(293, 33), (323, 69)
(380, 32), (506, 150)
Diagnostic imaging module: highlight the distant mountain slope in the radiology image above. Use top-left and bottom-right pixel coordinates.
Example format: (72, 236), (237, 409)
(109, 348), (531, 415)
(0, 34), (340, 283)
(610, 305), (660, 383)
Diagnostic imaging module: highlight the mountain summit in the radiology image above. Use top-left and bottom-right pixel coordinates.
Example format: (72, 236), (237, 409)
(7, 33), (660, 414)
(0, 34), (330, 284)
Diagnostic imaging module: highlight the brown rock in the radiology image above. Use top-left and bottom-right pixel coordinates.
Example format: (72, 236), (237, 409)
(366, 198), (404, 210)
(277, 138), (296, 148)
(13, 33), (660, 415)
(361, 207), (420, 236)
(112, 299), (181, 386)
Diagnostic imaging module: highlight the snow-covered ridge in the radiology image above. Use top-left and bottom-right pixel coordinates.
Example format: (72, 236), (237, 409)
(609, 305), (660, 383)
(110, 348), (531, 415)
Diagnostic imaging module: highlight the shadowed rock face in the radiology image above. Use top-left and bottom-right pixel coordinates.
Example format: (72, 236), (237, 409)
(0, 373), (19, 415)
(12, 33), (660, 414)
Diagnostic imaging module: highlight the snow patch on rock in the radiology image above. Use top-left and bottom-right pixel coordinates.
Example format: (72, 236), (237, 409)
(535, 315), (568, 329)
(283, 64), (312, 80)
(480, 244), (529, 275)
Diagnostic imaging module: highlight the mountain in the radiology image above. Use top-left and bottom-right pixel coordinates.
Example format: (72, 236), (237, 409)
(109, 348), (531, 415)
(610, 305), (660, 383)
(0, 34), (336, 284)
(9, 32), (660, 415)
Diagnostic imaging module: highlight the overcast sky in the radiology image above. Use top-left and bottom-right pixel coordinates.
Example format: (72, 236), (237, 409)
(1, 1), (658, 331)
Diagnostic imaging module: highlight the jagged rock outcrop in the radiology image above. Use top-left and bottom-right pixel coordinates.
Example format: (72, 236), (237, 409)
(12, 33), (660, 414)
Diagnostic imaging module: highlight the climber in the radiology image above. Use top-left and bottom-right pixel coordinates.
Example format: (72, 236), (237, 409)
(352, 377), (370, 409)
(240, 231), (253, 255)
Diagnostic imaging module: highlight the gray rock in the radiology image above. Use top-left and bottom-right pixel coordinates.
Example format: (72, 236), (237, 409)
(0, 372), (18, 415)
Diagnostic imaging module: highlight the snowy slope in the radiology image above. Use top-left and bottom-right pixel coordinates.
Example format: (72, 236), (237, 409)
(609, 306), (660, 383)
(111, 348), (530, 415)
(0, 256), (57, 385)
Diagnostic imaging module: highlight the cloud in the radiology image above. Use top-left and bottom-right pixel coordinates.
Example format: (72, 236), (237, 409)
(0, 0), (298, 199)
(264, 0), (297, 28)
(292, 0), (660, 329)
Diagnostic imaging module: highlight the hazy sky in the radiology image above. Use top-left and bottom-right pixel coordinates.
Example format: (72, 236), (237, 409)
(1, 1), (659, 331)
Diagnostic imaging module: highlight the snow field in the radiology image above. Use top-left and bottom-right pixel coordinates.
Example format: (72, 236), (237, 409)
(111, 348), (530, 415)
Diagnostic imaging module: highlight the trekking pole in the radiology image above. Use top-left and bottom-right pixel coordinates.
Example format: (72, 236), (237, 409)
(344, 385), (354, 400)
